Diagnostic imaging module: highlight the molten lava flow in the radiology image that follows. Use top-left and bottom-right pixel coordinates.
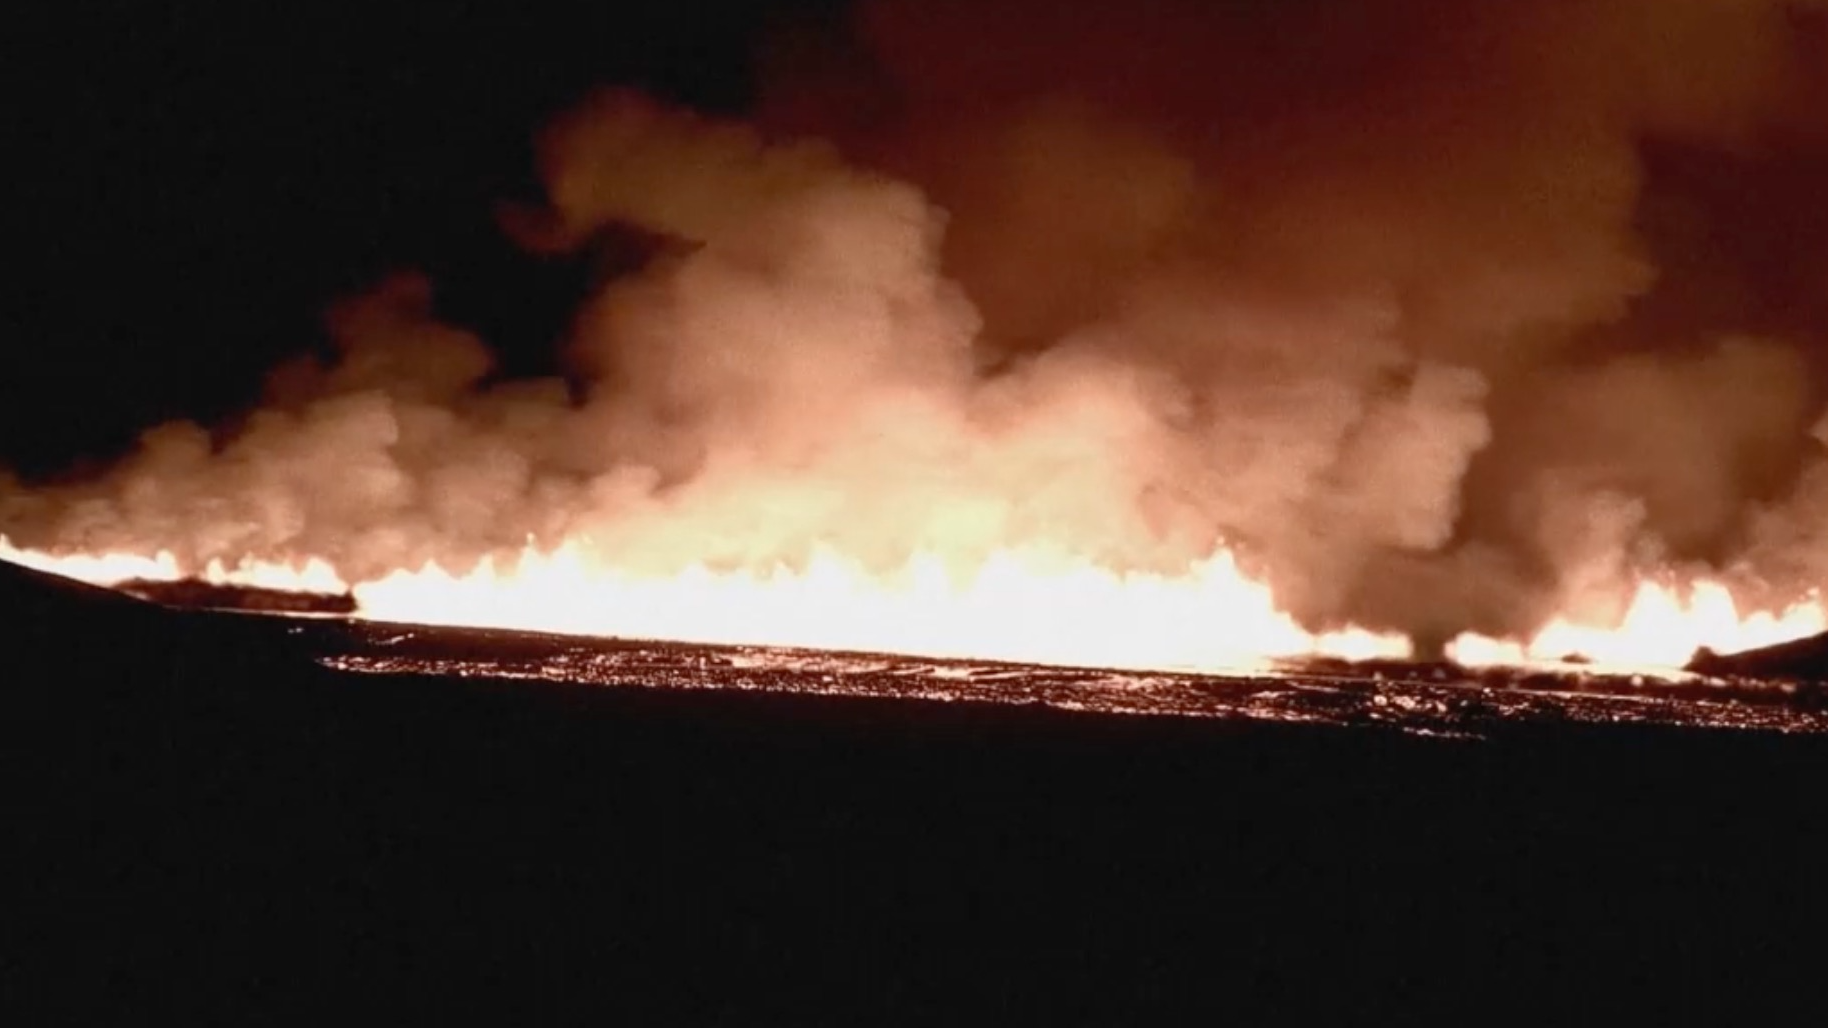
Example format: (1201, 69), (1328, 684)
(0, 537), (348, 596)
(1446, 579), (1828, 674)
(8, 532), (1827, 678)
(11, 5), (1828, 698)
(0, 543), (190, 588)
(1, 534), (1405, 673)
(347, 543), (1411, 671)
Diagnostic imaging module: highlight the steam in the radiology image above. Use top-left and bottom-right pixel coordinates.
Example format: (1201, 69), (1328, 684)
(7, 0), (1828, 646)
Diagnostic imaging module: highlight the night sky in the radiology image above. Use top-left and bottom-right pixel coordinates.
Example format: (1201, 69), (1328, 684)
(5, 0), (842, 473)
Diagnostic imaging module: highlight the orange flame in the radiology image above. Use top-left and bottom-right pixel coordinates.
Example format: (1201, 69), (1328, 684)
(2, 534), (1402, 672)
(1446, 579), (1827, 674)
(348, 543), (1409, 671)
(5, 534), (1823, 677)
(0, 538), (347, 597)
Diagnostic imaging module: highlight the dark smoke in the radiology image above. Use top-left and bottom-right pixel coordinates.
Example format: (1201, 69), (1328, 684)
(7, 0), (1828, 644)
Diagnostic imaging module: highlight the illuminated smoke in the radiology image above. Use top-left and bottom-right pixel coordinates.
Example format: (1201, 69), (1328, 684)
(5, 0), (1828, 655)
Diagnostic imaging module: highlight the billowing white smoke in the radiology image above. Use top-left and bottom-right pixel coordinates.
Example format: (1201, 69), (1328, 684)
(6, 0), (1828, 648)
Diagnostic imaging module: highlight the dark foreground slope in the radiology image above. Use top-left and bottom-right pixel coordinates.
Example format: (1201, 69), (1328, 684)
(6, 561), (1828, 1021)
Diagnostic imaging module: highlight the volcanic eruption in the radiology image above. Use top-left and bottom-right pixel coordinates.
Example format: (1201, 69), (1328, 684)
(8, 0), (1828, 679)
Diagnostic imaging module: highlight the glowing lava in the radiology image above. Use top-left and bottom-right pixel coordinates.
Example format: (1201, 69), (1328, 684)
(7, 534), (1826, 678)
(346, 543), (1411, 671)
(1446, 579), (1828, 674)
(0, 540), (348, 598)
(1, 534), (1406, 672)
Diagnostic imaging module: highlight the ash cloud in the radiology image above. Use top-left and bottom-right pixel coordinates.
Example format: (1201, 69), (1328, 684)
(8, 0), (1828, 642)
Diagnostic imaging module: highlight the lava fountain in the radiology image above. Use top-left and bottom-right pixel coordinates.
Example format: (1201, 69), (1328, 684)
(11, 1), (1828, 683)
(6, 533), (1826, 678)
(0, 535), (1410, 672)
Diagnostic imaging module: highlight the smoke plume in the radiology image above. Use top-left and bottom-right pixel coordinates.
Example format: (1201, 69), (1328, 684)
(8, 0), (1828, 645)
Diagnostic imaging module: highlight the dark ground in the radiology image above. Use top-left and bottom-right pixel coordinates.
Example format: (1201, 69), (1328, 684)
(6, 561), (1828, 1021)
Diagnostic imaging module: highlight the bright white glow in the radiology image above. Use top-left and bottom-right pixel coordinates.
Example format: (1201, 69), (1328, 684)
(1446, 579), (1826, 673)
(2, 535), (1405, 673)
(8, 534), (1823, 678)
